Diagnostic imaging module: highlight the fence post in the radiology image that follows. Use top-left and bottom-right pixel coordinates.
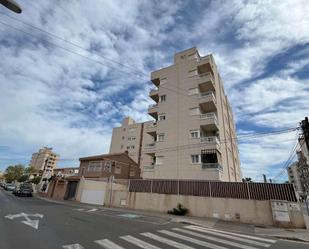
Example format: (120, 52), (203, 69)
(178, 180), (180, 196)
(209, 181), (212, 198)
(247, 182), (251, 200)
(150, 180), (153, 194)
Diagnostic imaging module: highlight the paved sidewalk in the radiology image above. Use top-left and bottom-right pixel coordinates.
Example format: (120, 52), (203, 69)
(35, 195), (309, 242)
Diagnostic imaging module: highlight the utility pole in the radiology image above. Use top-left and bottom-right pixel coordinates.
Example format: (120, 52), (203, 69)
(300, 117), (309, 152)
(0, 0), (22, 13)
(263, 174), (267, 183)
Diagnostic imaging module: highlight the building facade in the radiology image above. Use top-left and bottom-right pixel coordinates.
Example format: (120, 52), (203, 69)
(53, 167), (79, 178)
(78, 152), (141, 179)
(143, 47), (241, 181)
(110, 48), (241, 181)
(287, 161), (303, 194)
(109, 117), (144, 165)
(29, 147), (59, 179)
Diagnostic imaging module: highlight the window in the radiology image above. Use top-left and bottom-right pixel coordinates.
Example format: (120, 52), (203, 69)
(160, 77), (167, 85)
(157, 133), (165, 142)
(191, 155), (200, 164)
(160, 95), (166, 102)
(156, 156), (164, 165)
(158, 114), (166, 121)
(190, 130), (200, 138)
(104, 161), (113, 172)
(120, 145), (124, 149)
(188, 87), (199, 95)
(131, 145), (135, 149)
(114, 165), (121, 174)
(126, 146), (130, 150)
(128, 137), (136, 141)
(130, 169), (135, 177)
(188, 69), (198, 77)
(122, 136), (125, 140)
(88, 161), (102, 172)
(189, 107), (200, 115)
(123, 128), (126, 131)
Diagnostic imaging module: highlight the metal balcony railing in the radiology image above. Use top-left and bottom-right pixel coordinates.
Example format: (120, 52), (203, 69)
(202, 163), (223, 171)
(148, 103), (158, 109)
(200, 136), (220, 145)
(145, 142), (156, 148)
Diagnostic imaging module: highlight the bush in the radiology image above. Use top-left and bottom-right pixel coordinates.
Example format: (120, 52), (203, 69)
(167, 203), (189, 216)
(31, 176), (41, 185)
(18, 174), (29, 182)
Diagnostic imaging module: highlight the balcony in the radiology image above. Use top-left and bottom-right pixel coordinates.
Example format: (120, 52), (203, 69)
(202, 163), (223, 171)
(200, 112), (218, 131)
(197, 73), (215, 92)
(145, 122), (157, 135)
(197, 56), (214, 76)
(200, 136), (220, 149)
(199, 91), (216, 112)
(148, 103), (158, 119)
(149, 88), (159, 102)
(143, 164), (155, 172)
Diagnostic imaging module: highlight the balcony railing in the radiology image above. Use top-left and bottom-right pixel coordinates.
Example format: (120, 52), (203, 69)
(149, 88), (159, 95)
(148, 103), (158, 108)
(143, 165), (155, 170)
(202, 163), (223, 171)
(148, 122), (157, 128)
(200, 112), (218, 126)
(145, 142), (156, 148)
(200, 136), (220, 145)
(200, 91), (215, 99)
(198, 72), (214, 82)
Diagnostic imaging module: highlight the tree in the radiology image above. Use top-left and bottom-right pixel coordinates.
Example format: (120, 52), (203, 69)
(4, 164), (25, 182)
(18, 174), (29, 182)
(30, 176), (41, 185)
(25, 166), (38, 174)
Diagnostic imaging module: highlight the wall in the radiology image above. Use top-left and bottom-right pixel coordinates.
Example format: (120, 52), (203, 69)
(46, 179), (68, 200)
(111, 191), (305, 228)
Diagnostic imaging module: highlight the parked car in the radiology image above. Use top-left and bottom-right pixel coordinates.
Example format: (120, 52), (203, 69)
(13, 183), (33, 197)
(5, 183), (16, 191)
(0, 182), (5, 188)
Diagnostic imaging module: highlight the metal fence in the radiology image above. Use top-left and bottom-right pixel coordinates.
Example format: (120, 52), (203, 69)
(128, 179), (297, 202)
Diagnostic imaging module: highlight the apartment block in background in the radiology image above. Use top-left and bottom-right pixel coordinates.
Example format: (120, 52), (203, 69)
(109, 117), (144, 165)
(29, 146), (59, 179)
(142, 47), (241, 181)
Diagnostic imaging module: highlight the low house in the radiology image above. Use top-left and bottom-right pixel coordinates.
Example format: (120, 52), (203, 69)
(46, 152), (140, 204)
(54, 167), (79, 177)
(78, 152), (141, 179)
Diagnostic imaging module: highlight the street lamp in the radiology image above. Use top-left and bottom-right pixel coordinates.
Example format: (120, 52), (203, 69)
(0, 0), (22, 14)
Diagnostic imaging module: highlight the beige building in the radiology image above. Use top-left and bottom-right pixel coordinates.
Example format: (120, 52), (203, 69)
(287, 162), (303, 194)
(110, 47), (241, 181)
(29, 146), (59, 179)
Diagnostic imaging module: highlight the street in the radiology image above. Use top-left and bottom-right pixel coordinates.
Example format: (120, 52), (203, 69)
(0, 189), (307, 249)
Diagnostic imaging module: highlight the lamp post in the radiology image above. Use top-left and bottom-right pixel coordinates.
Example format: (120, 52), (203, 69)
(0, 0), (22, 14)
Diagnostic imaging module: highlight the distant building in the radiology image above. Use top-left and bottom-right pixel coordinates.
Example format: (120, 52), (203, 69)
(78, 152), (140, 179)
(287, 162), (303, 194)
(29, 146), (59, 179)
(53, 167), (79, 178)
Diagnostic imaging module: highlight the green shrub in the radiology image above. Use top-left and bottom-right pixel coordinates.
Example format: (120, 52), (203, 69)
(31, 176), (41, 185)
(167, 203), (189, 216)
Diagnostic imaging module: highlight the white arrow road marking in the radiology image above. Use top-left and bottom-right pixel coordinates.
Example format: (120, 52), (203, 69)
(21, 219), (40, 230)
(4, 212), (43, 230)
(86, 208), (98, 212)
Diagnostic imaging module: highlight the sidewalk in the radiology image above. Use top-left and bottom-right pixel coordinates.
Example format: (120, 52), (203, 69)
(35, 195), (309, 242)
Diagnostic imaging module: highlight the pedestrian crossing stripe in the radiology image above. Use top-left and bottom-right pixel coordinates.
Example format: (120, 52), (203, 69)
(94, 239), (125, 249)
(159, 229), (228, 249)
(141, 232), (194, 249)
(184, 225), (276, 243)
(185, 225), (273, 247)
(63, 225), (277, 249)
(62, 244), (85, 249)
(173, 227), (259, 249)
(121, 235), (161, 249)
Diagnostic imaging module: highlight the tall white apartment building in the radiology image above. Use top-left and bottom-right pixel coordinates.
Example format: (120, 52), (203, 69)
(110, 47), (242, 181)
(29, 146), (59, 179)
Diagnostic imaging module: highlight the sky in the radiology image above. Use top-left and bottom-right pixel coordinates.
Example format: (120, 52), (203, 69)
(0, 0), (308, 182)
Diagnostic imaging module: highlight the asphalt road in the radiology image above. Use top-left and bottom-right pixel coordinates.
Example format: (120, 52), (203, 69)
(0, 189), (308, 249)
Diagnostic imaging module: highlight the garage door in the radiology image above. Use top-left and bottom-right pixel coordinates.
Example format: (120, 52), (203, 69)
(80, 189), (105, 205)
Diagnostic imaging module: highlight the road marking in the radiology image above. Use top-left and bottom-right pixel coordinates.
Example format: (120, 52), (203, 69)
(94, 239), (125, 249)
(118, 213), (141, 218)
(75, 208), (85, 211)
(173, 228), (258, 249)
(185, 225), (277, 243)
(185, 226), (272, 247)
(159, 230), (228, 249)
(141, 232), (194, 249)
(121, 235), (161, 249)
(86, 208), (98, 212)
(62, 244), (85, 249)
(5, 212), (43, 230)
